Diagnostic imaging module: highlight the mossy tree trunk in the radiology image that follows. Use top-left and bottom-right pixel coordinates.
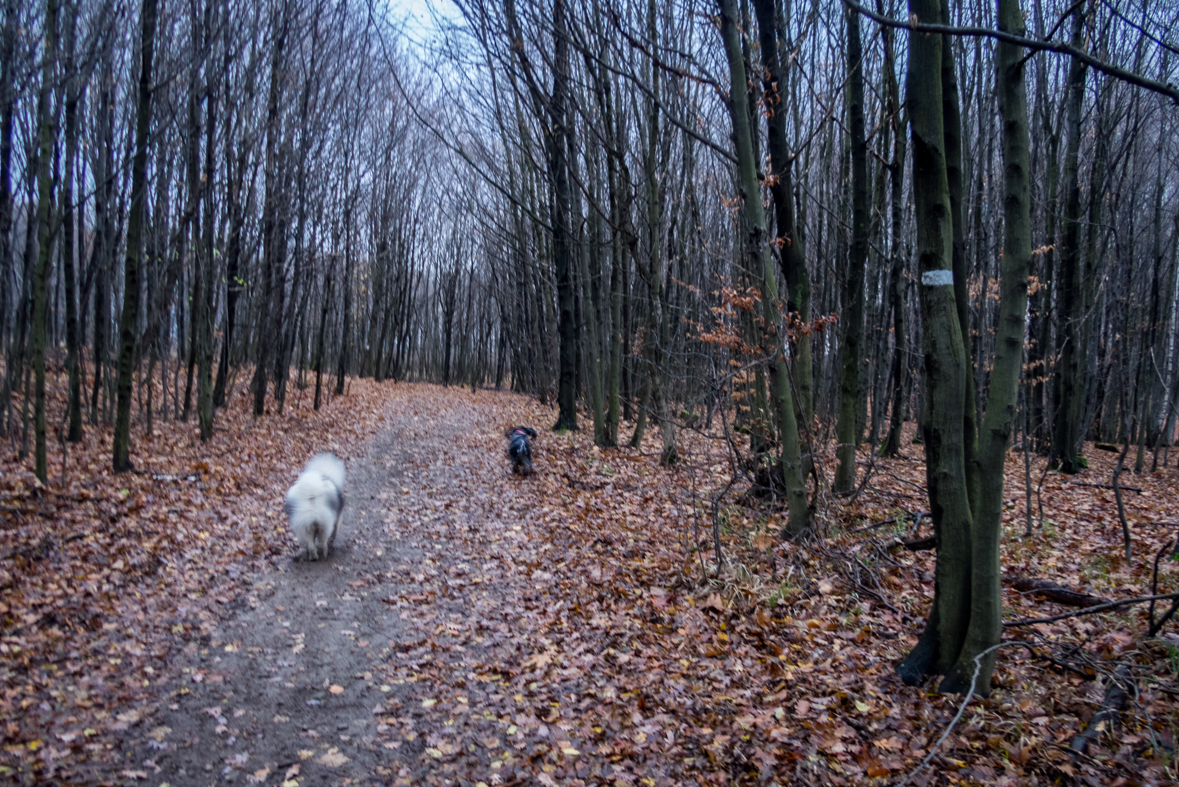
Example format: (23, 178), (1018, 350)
(941, 0), (1033, 694)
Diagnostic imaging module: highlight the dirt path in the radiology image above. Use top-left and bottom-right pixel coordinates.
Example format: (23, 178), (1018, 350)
(115, 387), (516, 786)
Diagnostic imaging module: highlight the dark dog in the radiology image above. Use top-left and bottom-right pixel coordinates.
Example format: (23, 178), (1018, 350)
(506, 427), (538, 476)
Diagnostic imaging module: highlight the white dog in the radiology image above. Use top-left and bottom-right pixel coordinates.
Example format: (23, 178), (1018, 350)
(284, 453), (346, 561)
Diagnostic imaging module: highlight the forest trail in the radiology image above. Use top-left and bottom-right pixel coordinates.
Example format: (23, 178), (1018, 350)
(8, 381), (1177, 786)
(114, 387), (530, 785)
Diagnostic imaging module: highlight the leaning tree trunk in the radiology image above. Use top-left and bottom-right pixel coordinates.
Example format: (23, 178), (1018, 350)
(113, 0), (159, 473)
(718, 0), (809, 537)
(752, 0), (814, 450)
(895, 0), (974, 689)
(835, 3), (869, 494)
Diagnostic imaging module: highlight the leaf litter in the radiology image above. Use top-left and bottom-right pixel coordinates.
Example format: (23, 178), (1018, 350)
(2, 375), (1178, 785)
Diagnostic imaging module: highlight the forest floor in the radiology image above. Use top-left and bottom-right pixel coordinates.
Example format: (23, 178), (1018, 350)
(2, 375), (1179, 786)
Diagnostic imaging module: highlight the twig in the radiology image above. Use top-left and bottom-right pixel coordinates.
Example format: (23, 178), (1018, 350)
(1035, 456), (1050, 530)
(1148, 539), (1179, 637)
(1069, 664), (1133, 759)
(1065, 480), (1143, 494)
(837, 450), (878, 503)
(1004, 591), (1179, 627)
(849, 510), (928, 534)
(894, 641), (1026, 787)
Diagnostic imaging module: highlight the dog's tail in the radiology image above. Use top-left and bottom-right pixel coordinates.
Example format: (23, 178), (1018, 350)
(303, 453), (345, 490)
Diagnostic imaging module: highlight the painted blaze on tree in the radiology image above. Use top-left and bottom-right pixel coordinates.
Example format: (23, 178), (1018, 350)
(896, 0), (1032, 695)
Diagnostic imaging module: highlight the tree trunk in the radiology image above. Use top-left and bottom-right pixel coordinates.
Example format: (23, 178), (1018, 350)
(197, 23), (217, 440)
(113, 0), (159, 473)
(941, 0), (1033, 696)
(835, 4), (869, 494)
(752, 0), (813, 450)
(573, 115), (606, 445)
(62, 1), (82, 443)
(255, 8), (288, 416)
(718, 0), (808, 537)
(941, 0), (979, 512)
(551, 0), (577, 431)
(336, 195), (352, 396)
(0, 0), (18, 437)
(1052, 8), (1087, 474)
(30, 0), (59, 483)
(603, 65), (622, 447)
(90, 43), (116, 426)
(896, 0), (974, 689)
(880, 0), (908, 459)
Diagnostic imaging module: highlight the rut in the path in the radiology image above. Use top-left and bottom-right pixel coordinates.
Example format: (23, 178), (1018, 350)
(113, 390), (495, 785)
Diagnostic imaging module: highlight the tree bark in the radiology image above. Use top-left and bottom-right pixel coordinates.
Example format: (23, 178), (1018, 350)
(942, 0), (1033, 695)
(30, 0), (59, 483)
(835, 3), (869, 494)
(1052, 8), (1087, 474)
(896, 0), (974, 688)
(718, 0), (809, 537)
(113, 0), (159, 473)
(752, 0), (813, 449)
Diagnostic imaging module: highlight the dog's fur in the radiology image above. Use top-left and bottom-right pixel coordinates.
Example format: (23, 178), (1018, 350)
(284, 453), (346, 561)
(506, 427), (538, 476)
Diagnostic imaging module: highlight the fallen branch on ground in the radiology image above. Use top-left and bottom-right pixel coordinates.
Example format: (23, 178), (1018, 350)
(1004, 591), (1179, 627)
(1003, 575), (1111, 608)
(899, 535), (936, 551)
(1070, 664), (1134, 759)
(1149, 539), (1179, 637)
(849, 510), (927, 534)
(1064, 480), (1143, 494)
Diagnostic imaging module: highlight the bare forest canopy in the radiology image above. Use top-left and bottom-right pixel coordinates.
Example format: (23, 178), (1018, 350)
(3, 0), (1179, 702)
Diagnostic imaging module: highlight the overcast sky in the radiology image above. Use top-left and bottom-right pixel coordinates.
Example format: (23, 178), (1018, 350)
(392, 0), (459, 43)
